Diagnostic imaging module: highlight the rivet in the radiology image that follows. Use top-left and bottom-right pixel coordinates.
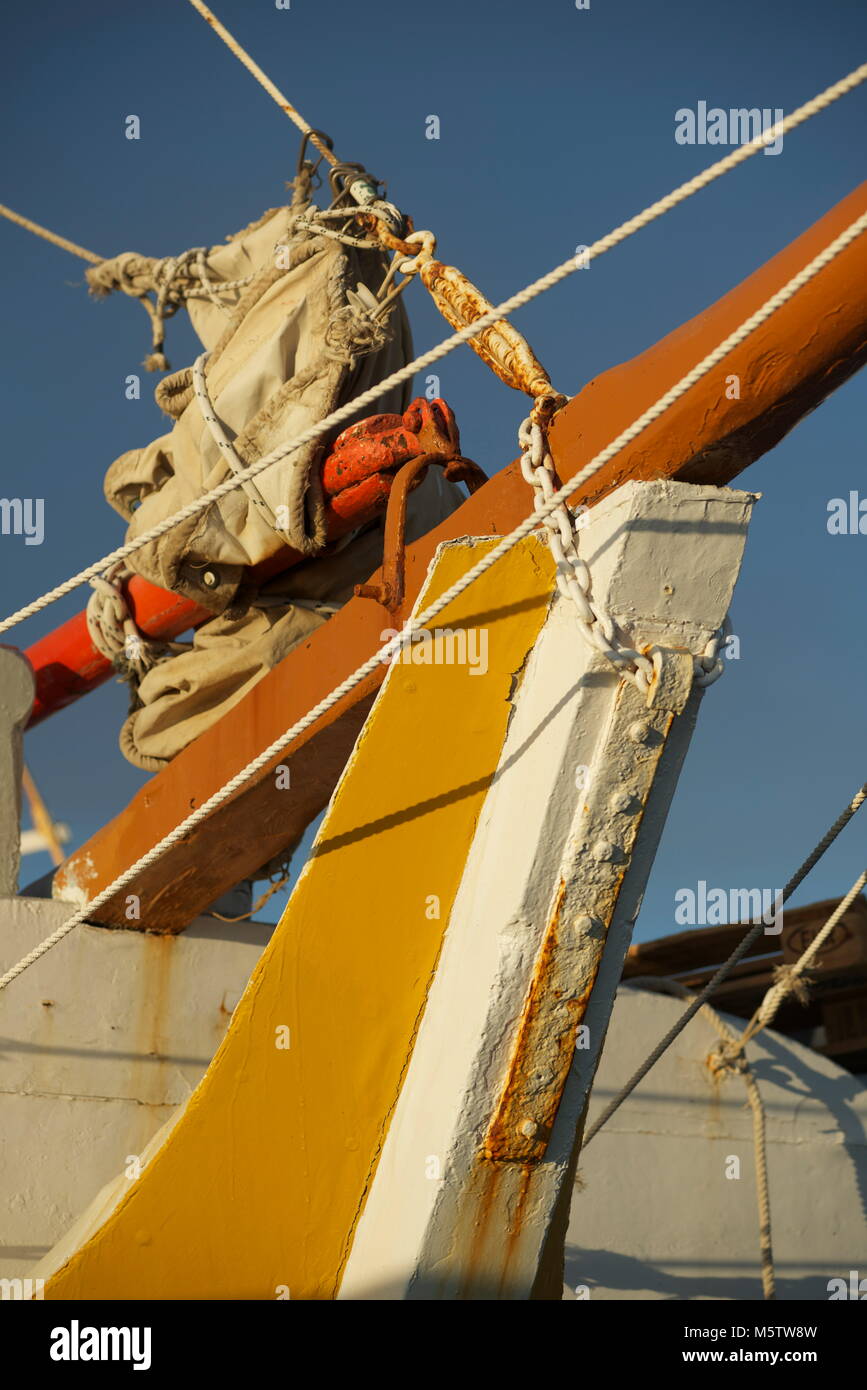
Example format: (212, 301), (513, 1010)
(518, 1118), (539, 1139)
(628, 719), (651, 744)
(202, 569), (219, 589)
(592, 839), (618, 862)
(609, 789), (636, 814)
(574, 914), (595, 935)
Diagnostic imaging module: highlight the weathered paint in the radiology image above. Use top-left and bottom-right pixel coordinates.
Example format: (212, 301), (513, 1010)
(485, 652), (694, 1164)
(566, 989), (867, 1300)
(0, 900), (269, 1281)
(339, 481), (753, 1299)
(418, 258), (557, 401)
(52, 180), (867, 932)
(39, 537), (553, 1299)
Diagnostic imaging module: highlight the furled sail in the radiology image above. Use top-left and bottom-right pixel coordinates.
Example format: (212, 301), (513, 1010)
(87, 181), (462, 768)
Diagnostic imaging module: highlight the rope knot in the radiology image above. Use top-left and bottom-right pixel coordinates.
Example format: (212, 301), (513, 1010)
(707, 1037), (746, 1078)
(771, 961), (812, 1006)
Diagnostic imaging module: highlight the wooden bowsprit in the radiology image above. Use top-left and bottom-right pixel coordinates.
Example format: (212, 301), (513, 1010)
(23, 399), (465, 726)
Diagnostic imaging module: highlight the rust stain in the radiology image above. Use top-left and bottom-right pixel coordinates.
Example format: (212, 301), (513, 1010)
(485, 871), (619, 1163)
(484, 694), (674, 1163)
(458, 1157), (536, 1298)
(130, 933), (176, 1110)
(461, 1160), (502, 1296)
(496, 1162), (534, 1297)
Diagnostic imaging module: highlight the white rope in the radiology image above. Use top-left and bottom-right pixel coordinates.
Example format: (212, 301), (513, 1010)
(584, 781), (867, 1146)
(627, 977), (776, 1300)
(190, 353), (284, 535)
(187, 0), (338, 168)
(2, 61), (865, 638)
(0, 203), (102, 263)
(86, 562), (166, 679)
(740, 868), (867, 1044)
(3, 208), (866, 994)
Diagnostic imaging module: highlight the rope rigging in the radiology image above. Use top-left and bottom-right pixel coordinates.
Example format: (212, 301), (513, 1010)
(626, 975), (777, 1300)
(1, 59), (865, 639)
(610, 865), (867, 1299)
(584, 783), (867, 1145)
(1, 212), (865, 993)
(1, 10), (865, 1299)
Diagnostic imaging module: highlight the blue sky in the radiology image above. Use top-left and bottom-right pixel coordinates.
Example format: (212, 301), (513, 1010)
(1, 0), (866, 941)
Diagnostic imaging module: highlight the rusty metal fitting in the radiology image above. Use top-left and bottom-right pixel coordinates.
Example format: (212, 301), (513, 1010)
(529, 390), (569, 428)
(355, 450), (487, 615)
(355, 212), (419, 259)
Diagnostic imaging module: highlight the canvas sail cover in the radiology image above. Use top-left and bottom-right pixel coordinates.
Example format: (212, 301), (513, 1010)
(90, 195), (463, 768)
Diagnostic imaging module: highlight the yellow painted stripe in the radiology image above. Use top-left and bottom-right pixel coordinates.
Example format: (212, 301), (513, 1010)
(45, 537), (554, 1299)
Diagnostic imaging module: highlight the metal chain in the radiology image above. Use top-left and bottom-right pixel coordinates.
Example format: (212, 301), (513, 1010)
(519, 414), (727, 692)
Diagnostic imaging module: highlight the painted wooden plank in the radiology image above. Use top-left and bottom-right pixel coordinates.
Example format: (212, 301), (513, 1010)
(38, 537), (554, 1299)
(339, 479), (753, 1298)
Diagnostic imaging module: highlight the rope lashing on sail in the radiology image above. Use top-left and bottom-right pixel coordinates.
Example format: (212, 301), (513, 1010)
(584, 782), (867, 1147)
(190, 353), (289, 540)
(86, 562), (193, 689)
(86, 247), (257, 372)
(1, 65), (865, 638)
(2, 218), (867, 993)
(625, 976), (777, 1300)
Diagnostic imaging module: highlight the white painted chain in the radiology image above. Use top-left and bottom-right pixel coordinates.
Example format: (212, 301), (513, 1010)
(3, 61), (865, 637)
(519, 415), (655, 692)
(694, 616), (731, 688)
(519, 416), (731, 693)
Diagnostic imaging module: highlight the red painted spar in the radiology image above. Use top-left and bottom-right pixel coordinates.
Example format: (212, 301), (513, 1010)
(23, 399), (463, 727)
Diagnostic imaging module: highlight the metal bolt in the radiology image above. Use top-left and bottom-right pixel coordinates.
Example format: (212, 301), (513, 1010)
(202, 569), (219, 589)
(592, 839), (618, 862)
(628, 719), (651, 744)
(609, 788), (637, 814)
(518, 1118), (539, 1139)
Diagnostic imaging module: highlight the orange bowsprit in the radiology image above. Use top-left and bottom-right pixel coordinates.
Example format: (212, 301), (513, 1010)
(23, 399), (464, 727)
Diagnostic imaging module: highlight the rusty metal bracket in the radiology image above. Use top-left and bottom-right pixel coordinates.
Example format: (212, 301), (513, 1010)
(484, 649), (697, 1163)
(354, 453), (487, 615)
